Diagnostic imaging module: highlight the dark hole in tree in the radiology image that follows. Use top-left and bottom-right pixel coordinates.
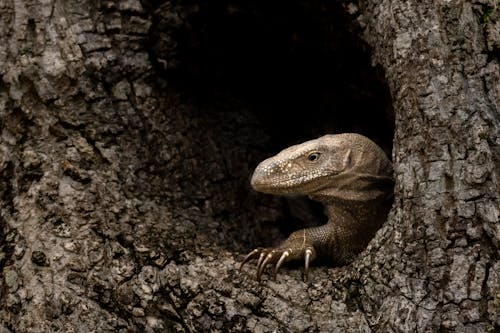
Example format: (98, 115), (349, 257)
(149, 1), (394, 252)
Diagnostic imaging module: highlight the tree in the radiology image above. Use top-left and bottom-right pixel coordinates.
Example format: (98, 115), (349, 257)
(0, 0), (498, 332)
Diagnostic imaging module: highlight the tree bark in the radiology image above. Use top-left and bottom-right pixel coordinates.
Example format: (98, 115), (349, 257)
(0, 0), (499, 332)
(355, 1), (500, 332)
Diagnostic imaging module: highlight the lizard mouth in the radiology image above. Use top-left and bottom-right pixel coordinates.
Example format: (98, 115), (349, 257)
(251, 171), (331, 194)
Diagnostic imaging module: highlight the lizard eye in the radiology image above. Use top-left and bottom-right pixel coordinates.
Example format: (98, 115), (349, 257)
(307, 152), (321, 162)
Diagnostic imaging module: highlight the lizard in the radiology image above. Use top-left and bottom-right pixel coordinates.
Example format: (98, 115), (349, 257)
(240, 133), (394, 281)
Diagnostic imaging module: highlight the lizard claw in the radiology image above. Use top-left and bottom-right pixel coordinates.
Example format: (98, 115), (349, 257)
(239, 248), (263, 271)
(257, 251), (274, 281)
(303, 247), (314, 282)
(240, 244), (316, 281)
(273, 250), (290, 279)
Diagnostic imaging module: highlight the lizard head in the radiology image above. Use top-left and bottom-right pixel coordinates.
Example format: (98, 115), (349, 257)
(251, 133), (393, 201)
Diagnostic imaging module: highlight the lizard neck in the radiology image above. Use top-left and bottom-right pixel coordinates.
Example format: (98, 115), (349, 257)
(322, 196), (392, 231)
(324, 199), (367, 223)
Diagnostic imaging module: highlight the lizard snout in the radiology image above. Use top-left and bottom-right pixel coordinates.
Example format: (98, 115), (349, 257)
(250, 168), (266, 191)
(250, 161), (278, 192)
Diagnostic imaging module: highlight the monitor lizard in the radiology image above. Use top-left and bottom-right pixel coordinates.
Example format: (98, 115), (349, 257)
(240, 133), (394, 281)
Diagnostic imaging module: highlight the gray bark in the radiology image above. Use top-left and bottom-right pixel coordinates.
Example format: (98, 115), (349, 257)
(0, 0), (499, 332)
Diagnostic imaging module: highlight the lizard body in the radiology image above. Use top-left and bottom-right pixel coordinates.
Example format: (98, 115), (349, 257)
(241, 133), (393, 281)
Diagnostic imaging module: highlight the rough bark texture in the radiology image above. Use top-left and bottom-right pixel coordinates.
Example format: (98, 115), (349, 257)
(357, 1), (500, 331)
(0, 0), (499, 332)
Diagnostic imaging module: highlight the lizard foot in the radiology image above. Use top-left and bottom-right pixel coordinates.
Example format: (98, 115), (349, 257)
(239, 242), (316, 282)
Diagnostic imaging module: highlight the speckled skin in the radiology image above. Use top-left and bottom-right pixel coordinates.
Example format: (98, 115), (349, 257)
(241, 133), (394, 281)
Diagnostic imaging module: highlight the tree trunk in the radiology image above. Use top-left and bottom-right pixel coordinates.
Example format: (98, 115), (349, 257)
(0, 0), (498, 332)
